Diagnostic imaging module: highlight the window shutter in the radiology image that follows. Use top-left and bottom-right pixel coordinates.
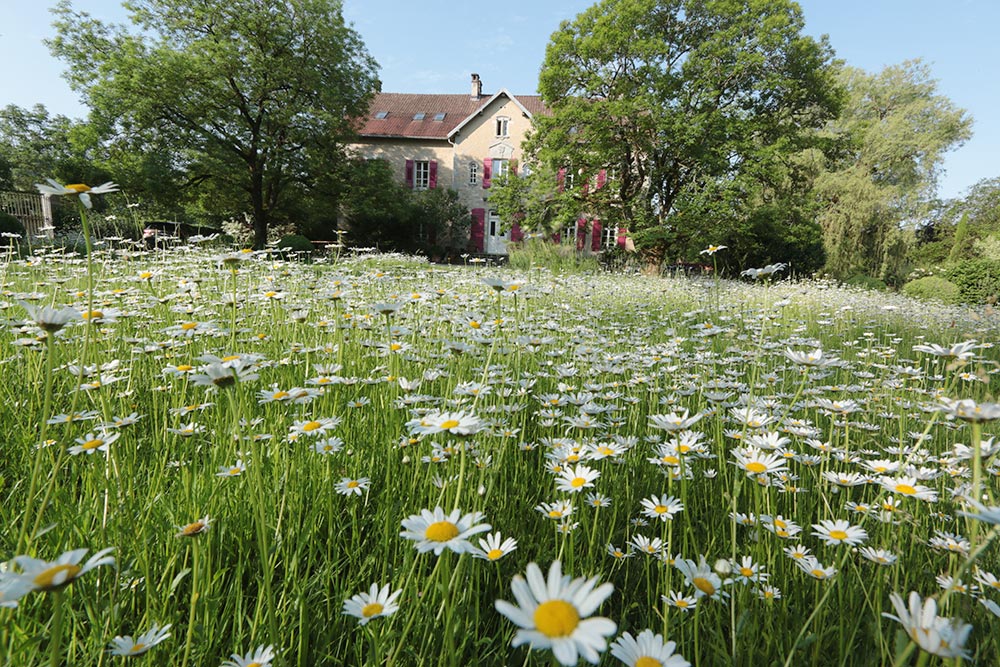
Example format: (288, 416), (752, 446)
(482, 159), (492, 189)
(470, 208), (486, 253)
(591, 219), (602, 252)
(617, 227), (627, 248)
(596, 169), (607, 189)
(510, 159), (518, 176)
(576, 218), (587, 251)
(557, 167), (566, 192)
(511, 221), (524, 243)
(429, 160), (438, 189)
(405, 159), (414, 188)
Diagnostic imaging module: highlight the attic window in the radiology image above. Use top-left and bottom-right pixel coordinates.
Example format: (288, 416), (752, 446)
(374, 111), (388, 120)
(433, 112), (446, 121)
(413, 112), (426, 121)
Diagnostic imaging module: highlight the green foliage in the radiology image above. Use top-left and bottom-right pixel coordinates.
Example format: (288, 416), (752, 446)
(48, 0), (379, 249)
(276, 234), (315, 255)
(0, 210), (25, 244)
(816, 61), (972, 280)
(902, 276), (961, 304)
(844, 274), (887, 291)
(948, 212), (971, 264)
(531, 0), (841, 263)
(507, 238), (600, 273)
(945, 259), (1000, 304)
(338, 159), (469, 257)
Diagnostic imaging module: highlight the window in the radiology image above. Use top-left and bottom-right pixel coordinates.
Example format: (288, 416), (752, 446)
(413, 112), (426, 121)
(493, 159), (510, 180)
(520, 162), (532, 177)
(561, 220), (578, 244)
(564, 171), (575, 189)
(413, 160), (430, 190)
(495, 116), (509, 137)
(433, 112), (446, 121)
(602, 224), (618, 249)
(374, 111), (388, 120)
(468, 161), (478, 185)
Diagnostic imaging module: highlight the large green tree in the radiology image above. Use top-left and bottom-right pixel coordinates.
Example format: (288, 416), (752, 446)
(815, 60), (971, 283)
(521, 0), (841, 265)
(48, 0), (379, 248)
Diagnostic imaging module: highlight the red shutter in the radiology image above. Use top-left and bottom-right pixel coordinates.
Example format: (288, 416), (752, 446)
(617, 227), (627, 248)
(429, 160), (437, 189)
(552, 231), (562, 244)
(482, 159), (492, 189)
(511, 221), (524, 243)
(582, 173), (590, 196)
(557, 168), (566, 192)
(591, 219), (602, 252)
(405, 159), (414, 188)
(596, 169), (607, 189)
(470, 208), (486, 253)
(576, 218), (587, 251)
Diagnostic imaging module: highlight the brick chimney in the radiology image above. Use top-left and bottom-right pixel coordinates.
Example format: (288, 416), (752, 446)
(470, 73), (482, 100)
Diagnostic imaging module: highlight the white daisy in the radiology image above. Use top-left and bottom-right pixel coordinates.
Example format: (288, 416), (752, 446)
(399, 506), (491, 555)
(342, 583), (402, 626)
(495, 560), (617, 666)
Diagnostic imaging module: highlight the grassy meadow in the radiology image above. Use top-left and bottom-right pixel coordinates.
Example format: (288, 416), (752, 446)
(1, 240), (999, 667)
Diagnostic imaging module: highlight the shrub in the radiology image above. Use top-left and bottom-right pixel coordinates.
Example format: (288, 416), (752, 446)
(275, 234), (315, 258)
(844, 274), (886, 291)
(945, 259), (1000, 304)
(902, 276), (962, 304)
(0, 210), (26, 245)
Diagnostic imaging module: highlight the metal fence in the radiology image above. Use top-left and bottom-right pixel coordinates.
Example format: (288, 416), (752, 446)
(0, 191), (53, 238)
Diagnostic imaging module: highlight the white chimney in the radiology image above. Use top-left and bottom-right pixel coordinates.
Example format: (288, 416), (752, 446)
(470, 73), (482, 99)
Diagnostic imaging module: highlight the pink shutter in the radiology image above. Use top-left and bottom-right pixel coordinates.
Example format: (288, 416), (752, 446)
(591, 219), (602, 251)
(482, 159), (492, 189)
(597, 169), (607, 189)
(582, 173), (590, 196)
(576, 218), (587, 251)
(552, 231), (562, 244)
(429, 160), (438, 189)
(404, 159), (414, 188)
(557, 168), (566, 192)
(617, 227), (627, 248)
(470, 208), (486, 253)
(511, 221), (524, 243)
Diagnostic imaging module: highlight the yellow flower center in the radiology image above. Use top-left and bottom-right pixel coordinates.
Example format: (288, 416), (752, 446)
(302, 421), (322, 432)
(828, 530), (848, 541)
(486, 548), (504, 560)
(571, 477), (587, 488)
(439, 419), (460, 430)
(598, 447), (614, 456)
(181, 322), (197, 331)
(390, 343), (402, 351)
(654, 505), (669, 514)
(425, 521), (459, 542)
(222, 355), (240, 362)
(662, 455), (680, 465)
(636, 658), (663, 667)
(272, 391), (289, 400)
(229, 467), (242, 475)
(33, 564), (81, 590)
(82, 310), (104, 320)
(548, 510), (563, 518)
(247, 663), (262, 667)
(66, 183), (91, 193)
(895, 484), (917, 495)
(674, 599), (689, 608)
(693, 576), (716, 596)
(469, 321), (481, 329)
(746, 462), (767, 474)
(811, 569), (828, 579)
(347, 481), (359, 488)
(176, 365), (194, 372)
(362, 602), (384, 618)
(180, 521), (206, 536)
(533, 599), (580, 638)
(82, 439), (103, 450)
(130, 643), (146, 653)
(740, 567), (754, 577)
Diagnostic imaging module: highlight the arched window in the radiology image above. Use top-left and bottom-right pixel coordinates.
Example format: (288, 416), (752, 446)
(469, 161), (479, 186)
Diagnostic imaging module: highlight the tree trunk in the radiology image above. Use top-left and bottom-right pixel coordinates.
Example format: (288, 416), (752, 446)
(250, 167), (268, 250)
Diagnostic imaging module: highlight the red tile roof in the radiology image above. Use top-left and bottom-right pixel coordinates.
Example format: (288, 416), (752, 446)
(356, 92), (548, 139)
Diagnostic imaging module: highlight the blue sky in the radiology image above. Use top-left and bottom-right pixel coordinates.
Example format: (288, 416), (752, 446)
(1, 0), (996, 199)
